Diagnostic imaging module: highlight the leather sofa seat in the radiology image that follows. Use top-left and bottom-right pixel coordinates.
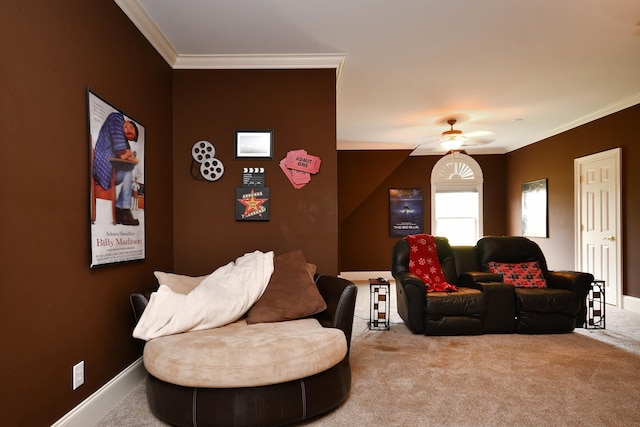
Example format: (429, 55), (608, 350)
(392, 235), (594, 335)
(515, 287), (579, 333)
(425, 287), (486, 335)
(426, 287), (486, 316)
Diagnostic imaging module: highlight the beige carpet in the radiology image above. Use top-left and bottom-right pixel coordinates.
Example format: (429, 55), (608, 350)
(99, 282), (640, 426)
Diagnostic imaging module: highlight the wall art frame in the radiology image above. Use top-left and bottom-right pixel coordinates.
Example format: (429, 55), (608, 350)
(88, 88), (146, 267)
(236, 187), (270, 221)
(521, 178), (548, 238)
(389, 188), (424, 237)
(234, 130), (274, 160)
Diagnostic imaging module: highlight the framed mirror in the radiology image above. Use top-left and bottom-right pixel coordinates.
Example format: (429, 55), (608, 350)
(522, 178), (548, 238)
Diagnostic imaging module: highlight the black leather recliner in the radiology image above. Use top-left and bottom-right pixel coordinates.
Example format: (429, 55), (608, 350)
(392, 236), (594, 335)
(392, 237), (494, 335)
(473, 236), (593, 333)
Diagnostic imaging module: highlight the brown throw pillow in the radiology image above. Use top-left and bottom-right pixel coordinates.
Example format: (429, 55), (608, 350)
(246, 250), (326, 324)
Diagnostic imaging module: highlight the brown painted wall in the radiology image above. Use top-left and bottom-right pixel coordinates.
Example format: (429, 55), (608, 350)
(172, 69), (338, 275)
(2, 2), (638, 425)
(339, 153), (507, 271)
(506, 104), (640, 297)
(1, 1), (173, 425)
(2, 8), (336, 423)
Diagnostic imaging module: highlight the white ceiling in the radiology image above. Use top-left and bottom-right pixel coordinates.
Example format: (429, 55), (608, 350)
(116, 0), (640, 154)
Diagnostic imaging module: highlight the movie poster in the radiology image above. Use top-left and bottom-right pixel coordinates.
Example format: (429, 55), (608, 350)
(389, 188), (423, 237)
(88, 90), (145, 267)
(236, 187), (270, 221)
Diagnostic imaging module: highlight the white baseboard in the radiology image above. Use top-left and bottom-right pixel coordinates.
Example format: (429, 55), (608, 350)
(622, 295), (640, 314)
(339, 271), (393, 282)
(51, 357), (146, 427)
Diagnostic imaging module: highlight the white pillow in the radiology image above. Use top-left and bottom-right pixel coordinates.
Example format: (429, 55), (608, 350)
(153, 271), (209, 295)
(133, 251), (274, 341)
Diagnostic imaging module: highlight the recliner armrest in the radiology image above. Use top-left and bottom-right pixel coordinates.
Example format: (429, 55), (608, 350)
(546, 271), (594, 295)
(393, 271), (427, 334)
(458, 271), (503, 288)
(313, 274), (358, 350)
(130, 290), (154, 325)
(395, 271), (428, 292)
(469, 281), (517, 333)
(547, 271), (594, 328)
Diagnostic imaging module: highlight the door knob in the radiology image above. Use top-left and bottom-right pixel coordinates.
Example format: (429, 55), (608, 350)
(603, 236), (615, 241)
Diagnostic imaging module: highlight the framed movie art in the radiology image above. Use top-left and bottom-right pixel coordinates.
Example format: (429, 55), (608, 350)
(389, 188), (424, 237)
(234, 130), (274, 159)
(88, 89), (146, 267)
(236, 187), (270, 221)
(522, 178), (548, 238)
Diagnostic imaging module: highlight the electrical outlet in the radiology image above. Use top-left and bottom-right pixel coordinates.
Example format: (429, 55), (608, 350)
(73, 361), (85, 390)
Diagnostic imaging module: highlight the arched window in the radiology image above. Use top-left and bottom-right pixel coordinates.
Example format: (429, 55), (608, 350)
(431, 152), (483, 245)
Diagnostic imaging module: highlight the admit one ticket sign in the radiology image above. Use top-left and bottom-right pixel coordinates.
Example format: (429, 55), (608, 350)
(280, 149), (321, 189)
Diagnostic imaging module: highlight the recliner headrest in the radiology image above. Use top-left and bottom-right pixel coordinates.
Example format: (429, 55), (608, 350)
(476, 236), (548, 272)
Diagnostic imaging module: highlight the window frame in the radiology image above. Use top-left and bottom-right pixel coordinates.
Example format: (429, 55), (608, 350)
(430, 152), (484, 245)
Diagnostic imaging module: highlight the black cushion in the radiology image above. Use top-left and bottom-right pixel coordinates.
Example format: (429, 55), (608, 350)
(476, 236), (549, 273)
(515, 288), (579, 316)
(425, 315), (485, 336)
(515, 288), (579, 334)
(426, 287), (486, 317)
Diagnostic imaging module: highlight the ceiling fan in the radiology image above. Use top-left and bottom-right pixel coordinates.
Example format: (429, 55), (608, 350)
(411, 118), (495, 155)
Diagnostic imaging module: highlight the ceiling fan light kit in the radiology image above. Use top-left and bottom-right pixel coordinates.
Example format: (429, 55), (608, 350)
(411, 117), (495, 156)
(440, 138), (464, 150)
(439, 119), (465, 150)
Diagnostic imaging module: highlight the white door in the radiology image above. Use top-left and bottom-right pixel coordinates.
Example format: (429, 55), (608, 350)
(574, 148), (622, 306)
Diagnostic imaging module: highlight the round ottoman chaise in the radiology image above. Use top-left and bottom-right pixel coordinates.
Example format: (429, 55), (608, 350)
(131, 274), (357, 426)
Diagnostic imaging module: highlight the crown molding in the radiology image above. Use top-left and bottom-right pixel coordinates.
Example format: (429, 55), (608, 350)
(549, 92), (640, 135)
(174, 53), (345, 88)
(508, 92), (640, 152)
(114, 0), (179, 65)
(173, 53), (344, 69)
(115, 0), (345, 87)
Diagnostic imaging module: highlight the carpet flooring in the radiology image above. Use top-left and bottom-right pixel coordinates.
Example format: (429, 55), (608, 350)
(98, 282), (640, 426)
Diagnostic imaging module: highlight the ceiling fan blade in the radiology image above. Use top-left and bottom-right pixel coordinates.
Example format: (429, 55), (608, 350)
(464, 130), (494, 138)
(460, 130), (495, 146)
(411, 126), (495, 155)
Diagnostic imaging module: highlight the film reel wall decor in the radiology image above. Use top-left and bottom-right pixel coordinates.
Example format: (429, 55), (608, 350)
(191, 140), (224, 181)
(189, 139), (273, 221)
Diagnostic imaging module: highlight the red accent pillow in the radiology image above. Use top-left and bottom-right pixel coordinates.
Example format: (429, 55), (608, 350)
(488, 261), (547, 288)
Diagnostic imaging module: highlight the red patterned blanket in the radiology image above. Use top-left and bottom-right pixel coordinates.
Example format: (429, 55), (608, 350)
(405, 234), (458, 293)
